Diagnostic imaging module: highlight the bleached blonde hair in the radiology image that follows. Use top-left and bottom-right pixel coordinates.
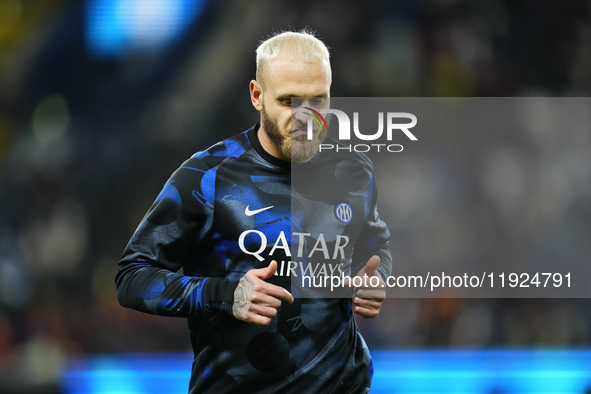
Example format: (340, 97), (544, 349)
(256, 30), (331, 86)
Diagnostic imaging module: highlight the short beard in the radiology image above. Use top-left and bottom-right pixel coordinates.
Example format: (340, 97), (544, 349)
(261, 106), (328, 163)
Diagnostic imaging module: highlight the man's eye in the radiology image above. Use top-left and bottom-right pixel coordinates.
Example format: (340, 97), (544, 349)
(309, 97), (329, 107)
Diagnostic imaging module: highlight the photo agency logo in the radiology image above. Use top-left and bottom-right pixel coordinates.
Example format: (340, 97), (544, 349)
(304, 105), (418, 153)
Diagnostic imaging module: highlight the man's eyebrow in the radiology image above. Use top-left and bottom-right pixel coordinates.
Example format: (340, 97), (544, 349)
(275, 94), (329, 100)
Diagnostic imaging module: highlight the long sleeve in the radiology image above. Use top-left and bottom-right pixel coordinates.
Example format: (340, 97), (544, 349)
(115, 152), (238, 318)
(351, 160), (392, 281)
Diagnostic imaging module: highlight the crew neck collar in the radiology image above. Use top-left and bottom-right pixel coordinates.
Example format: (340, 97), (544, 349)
(247, 122), (324, 172)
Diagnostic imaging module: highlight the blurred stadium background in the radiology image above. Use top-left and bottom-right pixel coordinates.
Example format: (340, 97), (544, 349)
(0, 0), (590, 393)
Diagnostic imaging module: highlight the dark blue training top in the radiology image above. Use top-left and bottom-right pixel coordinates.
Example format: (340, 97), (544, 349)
(116, 123), (392, 394)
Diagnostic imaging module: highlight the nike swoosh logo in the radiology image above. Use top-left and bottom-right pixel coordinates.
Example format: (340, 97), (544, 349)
(245, 205), (274, 216)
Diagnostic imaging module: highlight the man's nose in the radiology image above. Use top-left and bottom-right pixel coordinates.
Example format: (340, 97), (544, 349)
(293, 108), (308, 124)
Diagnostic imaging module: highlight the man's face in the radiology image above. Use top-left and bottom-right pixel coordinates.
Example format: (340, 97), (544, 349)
(254, 58), (331, 163)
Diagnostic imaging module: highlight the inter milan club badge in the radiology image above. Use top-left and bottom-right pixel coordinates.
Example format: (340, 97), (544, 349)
(335, 202), (353, 224)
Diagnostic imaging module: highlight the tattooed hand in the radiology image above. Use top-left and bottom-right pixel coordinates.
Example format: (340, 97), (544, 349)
(232, 260), (294, 326)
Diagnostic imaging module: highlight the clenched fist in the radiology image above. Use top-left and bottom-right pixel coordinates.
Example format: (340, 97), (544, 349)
(233, 260), (294, 326)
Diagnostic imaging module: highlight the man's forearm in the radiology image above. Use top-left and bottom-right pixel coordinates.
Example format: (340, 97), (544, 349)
(116, 262), (237, 318)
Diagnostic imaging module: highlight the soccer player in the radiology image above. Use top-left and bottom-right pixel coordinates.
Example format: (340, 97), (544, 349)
(116, 30), (392, 393)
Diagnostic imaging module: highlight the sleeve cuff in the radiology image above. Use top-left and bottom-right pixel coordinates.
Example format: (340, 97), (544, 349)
(202, 278), (239, 317)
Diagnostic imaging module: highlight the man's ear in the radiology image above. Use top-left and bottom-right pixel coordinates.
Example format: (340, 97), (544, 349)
(250, 80), (263, 112)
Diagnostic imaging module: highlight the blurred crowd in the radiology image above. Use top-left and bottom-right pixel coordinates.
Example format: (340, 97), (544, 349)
(0, 0), (590, 392)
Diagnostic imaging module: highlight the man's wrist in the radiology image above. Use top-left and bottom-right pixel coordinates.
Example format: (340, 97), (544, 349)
(202, 278), (239, 317)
